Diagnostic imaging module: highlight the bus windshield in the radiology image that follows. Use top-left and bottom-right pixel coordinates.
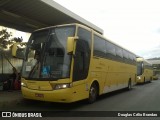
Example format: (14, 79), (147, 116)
(22, 26), (75, 80)
(137, 62), (143, 76)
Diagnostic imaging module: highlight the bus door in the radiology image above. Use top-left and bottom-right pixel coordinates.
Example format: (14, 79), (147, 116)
(72, 27), (91, 100)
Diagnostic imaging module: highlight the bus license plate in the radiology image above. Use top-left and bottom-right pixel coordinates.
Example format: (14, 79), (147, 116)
(35, 93), (44, 98)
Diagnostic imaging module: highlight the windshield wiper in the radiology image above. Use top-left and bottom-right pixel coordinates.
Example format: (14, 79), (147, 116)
(28, 60), (41, 78)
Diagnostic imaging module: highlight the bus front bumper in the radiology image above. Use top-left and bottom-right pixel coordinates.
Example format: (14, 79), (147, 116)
(136, 76), (144, 84)
(21, 87), (73, 103)
(136, 79), (144, 83)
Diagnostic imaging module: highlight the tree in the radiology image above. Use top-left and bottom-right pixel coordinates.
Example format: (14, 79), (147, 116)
(0, 29), (12, 49)
(12, 37), (23, 43)
(0, 29), (23, 50)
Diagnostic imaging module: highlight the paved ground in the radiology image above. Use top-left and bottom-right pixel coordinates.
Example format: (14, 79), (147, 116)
(0, 90), (22, 109)
(0, 80), (160, 111)
(0, 80), (160, 119)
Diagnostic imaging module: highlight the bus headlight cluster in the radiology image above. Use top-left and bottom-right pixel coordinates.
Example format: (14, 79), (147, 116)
(54, 83), (71, 90)
(21, 82), (27, 87)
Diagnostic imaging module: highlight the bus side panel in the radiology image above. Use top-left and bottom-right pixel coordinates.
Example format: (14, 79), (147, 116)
(71, 80), (88, 102)
(103, 60), (136, 93)
(90, 57), (105, 95)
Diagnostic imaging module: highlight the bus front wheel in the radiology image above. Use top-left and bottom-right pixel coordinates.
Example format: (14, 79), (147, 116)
(88, 83), (98, 103)
(143, 78), (146, 84)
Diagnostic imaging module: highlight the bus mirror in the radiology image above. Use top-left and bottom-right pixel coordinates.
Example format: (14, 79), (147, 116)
(67, 37), (78, 54)
(12, 43), (17, 57)
(12, 43), (26, 59)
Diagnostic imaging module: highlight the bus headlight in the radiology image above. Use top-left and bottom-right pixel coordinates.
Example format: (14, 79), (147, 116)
(54, 83), (71, 90)
(21, 82), (27, 87)
(137, 76), (141, 80)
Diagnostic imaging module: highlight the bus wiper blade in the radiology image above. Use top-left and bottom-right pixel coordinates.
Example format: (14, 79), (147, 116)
(28, 60), (40, 78)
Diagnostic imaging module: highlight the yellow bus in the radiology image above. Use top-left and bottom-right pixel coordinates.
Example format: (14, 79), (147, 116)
(20, 23), (137, 103)
(136, 57), (153, 83)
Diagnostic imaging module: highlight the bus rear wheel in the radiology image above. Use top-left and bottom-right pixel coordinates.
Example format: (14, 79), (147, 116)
(149, 77), (152, 82)
(88, 83), (98, 103)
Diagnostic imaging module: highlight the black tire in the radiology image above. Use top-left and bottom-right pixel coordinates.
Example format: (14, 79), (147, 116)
(143, 78), (146, 84)
(149, 77), (152, 83)
(88, 83), (98, 103)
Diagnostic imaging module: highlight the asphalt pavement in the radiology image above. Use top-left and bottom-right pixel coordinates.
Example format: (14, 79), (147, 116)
(0, 79), (160, 111)
(1, 80), (160, 120)
(0, 90), (22, 109)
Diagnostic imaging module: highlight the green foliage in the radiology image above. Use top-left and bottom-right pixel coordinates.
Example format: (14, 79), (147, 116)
(12, 37), (23, 43)
(0, 29), (23, 49)
(0, 29), (12, 48)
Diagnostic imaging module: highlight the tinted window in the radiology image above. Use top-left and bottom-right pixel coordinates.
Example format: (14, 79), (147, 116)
(132, 55), (136, 62)
(123, 50), (128, 59)
(93, 34), (135, 65)
(115, 46), (123, 58)
(78, 27), (91, 49)
(93, 35), (106, 57)
(106, 41), (116, 55)
(137, 62), (143, 75)
(73, 27), (91, 81)
(128, 53), (133, 60)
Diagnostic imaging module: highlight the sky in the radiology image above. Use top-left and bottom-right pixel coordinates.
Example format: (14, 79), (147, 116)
(54, 0), (160, 59)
